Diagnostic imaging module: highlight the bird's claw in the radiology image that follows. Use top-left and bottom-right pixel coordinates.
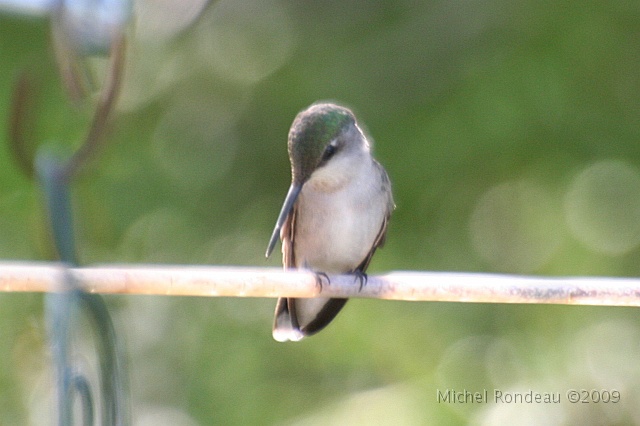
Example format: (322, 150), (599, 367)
(353, 271), (368, 291)
(314, 272), (330, 291)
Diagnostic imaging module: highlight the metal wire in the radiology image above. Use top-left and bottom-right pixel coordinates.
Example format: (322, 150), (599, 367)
(2, 264), (640, 307)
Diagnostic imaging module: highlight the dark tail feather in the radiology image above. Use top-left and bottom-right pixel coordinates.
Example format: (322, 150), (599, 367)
(272, 297), (348, 342)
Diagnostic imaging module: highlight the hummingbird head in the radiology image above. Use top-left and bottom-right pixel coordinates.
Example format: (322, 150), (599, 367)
(266, 102), (370, 258)
(288, 103), (366, 185)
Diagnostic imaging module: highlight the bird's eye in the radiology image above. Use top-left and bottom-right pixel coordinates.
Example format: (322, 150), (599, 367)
(321, 144), (337, 162)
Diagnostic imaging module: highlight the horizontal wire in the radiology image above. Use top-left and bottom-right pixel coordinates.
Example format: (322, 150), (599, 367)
(1, 262), (639, 307)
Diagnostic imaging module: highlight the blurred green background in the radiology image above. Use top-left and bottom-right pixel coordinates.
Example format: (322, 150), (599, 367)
(2, 0), (640, 424)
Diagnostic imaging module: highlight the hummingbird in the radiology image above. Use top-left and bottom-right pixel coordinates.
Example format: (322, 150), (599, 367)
(265, 102), (394, 342)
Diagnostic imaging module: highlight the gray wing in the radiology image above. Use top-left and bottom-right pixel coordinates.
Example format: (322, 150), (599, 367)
(355, 161), (394, 273)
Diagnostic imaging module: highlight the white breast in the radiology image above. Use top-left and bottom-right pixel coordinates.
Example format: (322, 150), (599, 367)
(293, 156), (387, 273)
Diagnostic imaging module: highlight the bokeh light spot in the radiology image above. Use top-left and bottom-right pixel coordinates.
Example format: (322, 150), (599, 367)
(564, 160), (640, 255)
(475, 384), (566, 426)
(288, 384), (424, 426)
(470, 180), (561, 273)
(152, 94), (240, 191)
(572, 320), (640, 391)
(203, 0), (296, 85)
(134, 0), (207, 43)
(119, 208), (199, 262)
(136, 406), (199, 426)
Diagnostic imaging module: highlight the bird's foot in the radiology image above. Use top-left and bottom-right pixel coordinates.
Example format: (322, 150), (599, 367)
(314, 272), (330, 291)
(352, 271), (368, 291)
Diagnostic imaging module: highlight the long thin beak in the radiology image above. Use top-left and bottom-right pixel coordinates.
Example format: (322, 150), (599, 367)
(266, 184), (302, 258)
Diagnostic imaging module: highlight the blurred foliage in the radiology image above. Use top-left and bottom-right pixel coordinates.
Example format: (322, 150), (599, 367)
(1, 0), (640, 424)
